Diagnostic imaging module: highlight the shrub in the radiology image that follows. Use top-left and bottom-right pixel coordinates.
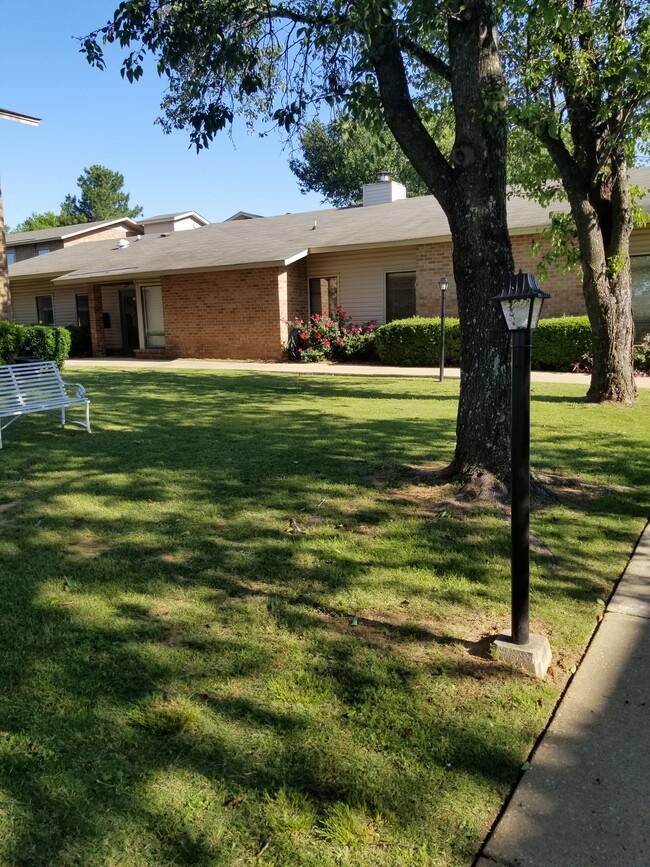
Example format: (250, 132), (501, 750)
(374, 317), (460, 366)
(0, 320), (26, 364)
(286, 308), (377, 363)
(65, 324), (92, 358)
(21, 325), (71, 369)
(532, 316), (592, 371)
(634, 335), (650, 374)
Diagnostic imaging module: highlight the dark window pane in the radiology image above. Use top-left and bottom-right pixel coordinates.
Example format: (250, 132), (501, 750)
(386, 271), (416, 322)
(76, 294), (90, 329)
(309, 276), (338, 317)
(36, 295), (54, 325)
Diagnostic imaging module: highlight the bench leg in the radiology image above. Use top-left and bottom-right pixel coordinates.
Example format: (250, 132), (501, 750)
(61, 407), (66, 427)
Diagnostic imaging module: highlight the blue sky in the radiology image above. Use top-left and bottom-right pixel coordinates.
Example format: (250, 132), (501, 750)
(0, 1), (326, 229)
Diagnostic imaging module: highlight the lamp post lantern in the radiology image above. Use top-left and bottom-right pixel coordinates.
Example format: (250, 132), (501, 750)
(494, 271), (550, 646)
(438, 276), (449, 382)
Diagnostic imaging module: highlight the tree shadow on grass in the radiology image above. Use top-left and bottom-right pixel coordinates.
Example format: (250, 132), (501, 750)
(0, 370), (647, 865)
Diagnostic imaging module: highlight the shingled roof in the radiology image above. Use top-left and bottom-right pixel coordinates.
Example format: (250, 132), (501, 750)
(9, 167), (650, 286)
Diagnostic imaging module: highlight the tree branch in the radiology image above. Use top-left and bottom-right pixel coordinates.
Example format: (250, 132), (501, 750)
(398, 36), (451, 81)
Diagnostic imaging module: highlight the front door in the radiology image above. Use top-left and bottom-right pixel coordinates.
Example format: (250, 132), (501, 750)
(119, 289), (139, 356)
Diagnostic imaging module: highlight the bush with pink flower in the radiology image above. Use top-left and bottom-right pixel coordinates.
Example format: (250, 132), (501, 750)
(286, 308), (377, 362)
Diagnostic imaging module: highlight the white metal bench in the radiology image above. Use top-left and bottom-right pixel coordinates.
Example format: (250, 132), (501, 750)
(0, 360), (91, 448)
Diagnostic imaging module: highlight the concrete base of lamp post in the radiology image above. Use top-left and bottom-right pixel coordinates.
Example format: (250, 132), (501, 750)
(493, 632), (552, 679)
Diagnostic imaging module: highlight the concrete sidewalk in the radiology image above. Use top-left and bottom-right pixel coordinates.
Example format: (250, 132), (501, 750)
(476, 521), (650, 867)
(65, 357), (650, 387)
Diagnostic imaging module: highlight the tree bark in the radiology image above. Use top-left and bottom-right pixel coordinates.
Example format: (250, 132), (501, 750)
(560, 154), (637, 404)
(372, 1), (514, 483)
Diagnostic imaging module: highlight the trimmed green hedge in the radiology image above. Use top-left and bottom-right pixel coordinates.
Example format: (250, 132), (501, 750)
(531, 316), (592, 371)
(374, 317), (461, 366)
(374, 315), (592, 371)
(0, 321), (25, 365)
(0, 322), (72, 369)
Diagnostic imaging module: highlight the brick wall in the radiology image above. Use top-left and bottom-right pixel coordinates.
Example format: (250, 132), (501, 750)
(8, 239), (64, 263)
(88, 285), (106, 357)
(66, 227), (135, 246)
(162, 267), (286, 360)
(283, 260), (309, 343)
(415, 233), (585, 321)
(415, 242), (456, 317)
(510, 234), (585, 317)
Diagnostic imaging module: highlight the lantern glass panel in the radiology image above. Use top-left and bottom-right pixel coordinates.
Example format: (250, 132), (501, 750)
(501, 298), (532, 331)
(529, 296), (544, 330)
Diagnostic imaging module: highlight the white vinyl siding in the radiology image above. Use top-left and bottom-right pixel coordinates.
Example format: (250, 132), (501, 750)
(307, 246), (417, 324)
(631, 255), (650, 340)
(10, 283), (77, 326)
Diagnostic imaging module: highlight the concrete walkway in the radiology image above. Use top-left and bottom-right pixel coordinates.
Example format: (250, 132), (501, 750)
(476, 520), (650, 867)
(65, 357), (650, 387)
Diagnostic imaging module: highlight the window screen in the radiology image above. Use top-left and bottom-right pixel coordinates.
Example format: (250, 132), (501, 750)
(386, 271), (416, 322)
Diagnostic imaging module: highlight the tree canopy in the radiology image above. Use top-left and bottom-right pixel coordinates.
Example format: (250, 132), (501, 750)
(11, 211), (65, 233)
(289, 118), (430, 207)
(60, 165), (142, 223)
(501, 0), (650, 403)
(11, 165), (142, 232)
(81, 1), (519, 483)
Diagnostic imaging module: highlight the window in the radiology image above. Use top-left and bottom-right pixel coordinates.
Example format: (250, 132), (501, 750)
(36, 245), (50, 256)
(141, 285), (165, 348)
(309, 276), (338, 317)
(386, 271), (416, 322)
(631, 255), (650, 341)
(36, 295), (54, 325)
(76, 294), (90, 329)
(6, 249), (16, 265)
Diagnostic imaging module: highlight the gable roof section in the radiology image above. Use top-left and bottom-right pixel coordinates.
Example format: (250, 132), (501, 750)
(138, 211), (210, 227)
(6, 217), (143, 247)
(9, 167), (650, 286)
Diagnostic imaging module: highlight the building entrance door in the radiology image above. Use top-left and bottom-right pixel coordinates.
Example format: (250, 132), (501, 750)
(119, 288), (139, 355)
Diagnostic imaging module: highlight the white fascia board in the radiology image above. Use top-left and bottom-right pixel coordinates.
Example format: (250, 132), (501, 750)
(283, 249), (309, 266)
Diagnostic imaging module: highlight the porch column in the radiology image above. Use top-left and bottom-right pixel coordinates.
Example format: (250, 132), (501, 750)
(88, 285), (106, 357)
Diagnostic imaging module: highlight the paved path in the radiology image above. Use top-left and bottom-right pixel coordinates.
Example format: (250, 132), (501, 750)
(65, 357), (650, 387)
(476, 521), (650, 867)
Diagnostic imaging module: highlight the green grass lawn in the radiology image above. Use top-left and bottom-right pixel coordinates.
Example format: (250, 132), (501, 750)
(0, 369), (647, 866)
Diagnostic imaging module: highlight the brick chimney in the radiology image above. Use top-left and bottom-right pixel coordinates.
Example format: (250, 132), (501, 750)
(362, 172), (407, 206)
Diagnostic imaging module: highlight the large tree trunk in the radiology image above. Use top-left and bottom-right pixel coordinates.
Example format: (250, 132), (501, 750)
(445, 6), (513, 481)
(372, 1), (513, 483)
(564, 157), (637, 404)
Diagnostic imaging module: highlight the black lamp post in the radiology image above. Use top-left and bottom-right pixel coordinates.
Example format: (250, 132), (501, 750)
(438, 276), (448, 382)
(494, 271), (550, 645)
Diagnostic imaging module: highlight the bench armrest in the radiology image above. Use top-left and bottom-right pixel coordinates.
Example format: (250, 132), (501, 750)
(62, 380), (88, 400)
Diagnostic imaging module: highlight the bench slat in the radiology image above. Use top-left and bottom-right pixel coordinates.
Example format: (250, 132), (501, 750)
(0, 361), (91, 447)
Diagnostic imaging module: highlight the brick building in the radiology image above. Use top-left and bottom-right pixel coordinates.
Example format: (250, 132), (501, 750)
(6, 172), (650, 360)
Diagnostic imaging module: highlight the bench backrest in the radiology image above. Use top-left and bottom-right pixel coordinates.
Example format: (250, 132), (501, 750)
(0, 361), (66, 411)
